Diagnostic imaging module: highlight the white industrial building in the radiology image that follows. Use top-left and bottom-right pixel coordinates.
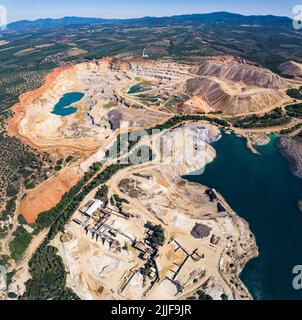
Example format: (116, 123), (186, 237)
(82, 199), (103, 217)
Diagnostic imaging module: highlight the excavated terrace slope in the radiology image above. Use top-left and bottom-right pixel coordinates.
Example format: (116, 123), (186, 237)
(184, 56), (294, 115)
(279, 60), (302, 78)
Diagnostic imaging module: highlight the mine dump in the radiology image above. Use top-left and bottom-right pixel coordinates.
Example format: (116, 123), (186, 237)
(279, 60), (302, 79)
(191, 224), (212, 239)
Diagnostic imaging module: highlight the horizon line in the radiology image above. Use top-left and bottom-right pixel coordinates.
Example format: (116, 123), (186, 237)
(7, 11), (292, 24)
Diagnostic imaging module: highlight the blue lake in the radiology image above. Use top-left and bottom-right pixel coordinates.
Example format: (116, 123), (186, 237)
(52, 92), (84, 116)
(185, 132), (302, 300)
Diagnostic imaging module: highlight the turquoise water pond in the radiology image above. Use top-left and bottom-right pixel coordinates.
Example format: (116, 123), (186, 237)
(127, 84), (146, 94)
(52, 92), (84, 116)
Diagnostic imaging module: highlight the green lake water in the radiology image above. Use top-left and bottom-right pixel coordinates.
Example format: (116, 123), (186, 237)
(185, 132), (302, 300)
(127, 83), (145, 94)
(52, 92), (84, 116)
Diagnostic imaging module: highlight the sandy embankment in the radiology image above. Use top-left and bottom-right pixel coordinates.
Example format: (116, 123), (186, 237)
(18, 168), (80, 224)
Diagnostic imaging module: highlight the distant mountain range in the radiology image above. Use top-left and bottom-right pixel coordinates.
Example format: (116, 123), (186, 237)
(7, 12), (292, 30)
(8, 16), (113, 30)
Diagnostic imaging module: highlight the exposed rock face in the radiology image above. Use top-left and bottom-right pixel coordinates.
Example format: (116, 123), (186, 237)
(276, 136), (302, 179)
(186, 77), (287, 115)
(194, 56), (288, 89)
(178, 95), (214, 114)
(107, 106), (165, 130)
(279, 60), (302, 78)
(181, 55), (294, 115)
(155, 123), (221, 178)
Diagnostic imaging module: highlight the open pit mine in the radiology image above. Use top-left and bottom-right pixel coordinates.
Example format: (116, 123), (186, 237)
(8, 55), (297, 300)
(9, 56), (295, 154)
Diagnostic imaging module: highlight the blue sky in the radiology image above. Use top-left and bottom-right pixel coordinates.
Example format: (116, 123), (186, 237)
(1, 0), (299, 23)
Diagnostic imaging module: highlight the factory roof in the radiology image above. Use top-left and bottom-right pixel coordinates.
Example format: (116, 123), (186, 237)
(84, 199), (103, 217)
